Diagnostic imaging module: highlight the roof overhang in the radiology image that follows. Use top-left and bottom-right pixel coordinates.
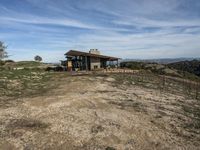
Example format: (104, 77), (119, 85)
(65, 50), (120, 61)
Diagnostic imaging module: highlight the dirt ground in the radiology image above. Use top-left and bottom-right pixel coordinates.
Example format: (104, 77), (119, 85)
(0, 74), (200, 150)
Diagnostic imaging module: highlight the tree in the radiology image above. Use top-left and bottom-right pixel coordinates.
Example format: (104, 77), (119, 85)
(0, 41), (8, 60)
(34, 55), (42, 62)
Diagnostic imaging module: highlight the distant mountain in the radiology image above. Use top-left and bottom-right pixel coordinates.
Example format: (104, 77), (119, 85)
(122, 58), (200, 64)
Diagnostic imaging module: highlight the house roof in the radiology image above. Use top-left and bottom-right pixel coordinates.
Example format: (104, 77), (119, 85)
(65, 50), (119, 61)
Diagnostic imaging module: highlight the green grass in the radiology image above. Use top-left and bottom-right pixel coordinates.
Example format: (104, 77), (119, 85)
(0, 61), (46, 70)
(13, 61), (42, 67)
(0, 69), (54, 99)
(178, 70), (200, 82)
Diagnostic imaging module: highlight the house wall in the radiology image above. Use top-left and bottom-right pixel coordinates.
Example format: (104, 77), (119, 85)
(90, 57), (101, 70)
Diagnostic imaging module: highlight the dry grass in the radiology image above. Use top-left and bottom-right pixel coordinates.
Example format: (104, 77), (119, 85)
(0, 69), (57, 108)
(0, 71), (200, 149)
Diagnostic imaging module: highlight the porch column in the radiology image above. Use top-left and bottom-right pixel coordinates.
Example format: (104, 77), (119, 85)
(85, 55), (88, 71)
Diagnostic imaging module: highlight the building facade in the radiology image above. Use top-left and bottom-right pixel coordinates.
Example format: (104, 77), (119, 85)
(65, 49), (119, 71)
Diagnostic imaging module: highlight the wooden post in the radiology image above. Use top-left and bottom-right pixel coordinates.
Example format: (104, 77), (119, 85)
(85, 55), (88, 71)
(116, 60), (118, 71)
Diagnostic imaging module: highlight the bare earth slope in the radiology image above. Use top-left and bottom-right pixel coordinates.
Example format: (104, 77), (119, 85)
(0, 74), (200, 149)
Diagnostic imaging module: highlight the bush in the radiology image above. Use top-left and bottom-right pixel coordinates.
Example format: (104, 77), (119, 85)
(0, 60), (5, 66)
(120, 61), (144, 70)
(0, 66), (6, 71)
(34, 55), (42, 62)
(5, 60), (15, 63)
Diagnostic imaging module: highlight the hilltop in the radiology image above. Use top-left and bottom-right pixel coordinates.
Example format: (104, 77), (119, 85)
(120, 60), (200, 81)
(123, 58), (200, 64)
(0, 60), (51, 70)
(1, 71), (200, 149)
(168, 60), (200, 77)
(0, 60), (199, 149)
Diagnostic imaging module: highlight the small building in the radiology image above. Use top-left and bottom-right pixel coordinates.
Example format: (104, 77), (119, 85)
(64, 49), (119, 71)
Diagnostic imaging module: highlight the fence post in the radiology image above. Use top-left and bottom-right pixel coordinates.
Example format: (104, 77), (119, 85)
(162, 76), (165, 91)
(195, 83), (199, 100)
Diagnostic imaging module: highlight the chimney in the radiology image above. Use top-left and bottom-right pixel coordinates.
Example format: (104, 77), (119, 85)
(89, 49), (100, 55)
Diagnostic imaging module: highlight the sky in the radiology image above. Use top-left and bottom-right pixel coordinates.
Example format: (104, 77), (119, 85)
(0, 0), (200, 62)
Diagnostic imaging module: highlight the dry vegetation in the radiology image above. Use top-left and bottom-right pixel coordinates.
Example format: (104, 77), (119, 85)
(0, 69), (56, 108)
(0, 68), (200, 149)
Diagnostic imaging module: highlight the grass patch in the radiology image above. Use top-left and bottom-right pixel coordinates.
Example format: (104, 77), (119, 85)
(0, 69), (57, 108)
(91, 125), (104, 134)
(109, 99), (147, 113)
(111, 72), (200, 100)
(0, 69), (53, 97)
(182, 104), (200, 132)
(0, 118), (49, 139)
(7, 61), (42, 68)
(111, 72), (200, 134)
(7, 118), (49, 130)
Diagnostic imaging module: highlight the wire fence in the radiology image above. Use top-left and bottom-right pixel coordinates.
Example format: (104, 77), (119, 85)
(97, 69), (200, 100)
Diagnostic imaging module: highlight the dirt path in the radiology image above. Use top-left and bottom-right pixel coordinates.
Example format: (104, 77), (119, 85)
(0, 75), (200, 150)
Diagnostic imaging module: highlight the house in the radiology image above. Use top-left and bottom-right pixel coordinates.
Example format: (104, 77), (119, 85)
(64, 49), (119, 71)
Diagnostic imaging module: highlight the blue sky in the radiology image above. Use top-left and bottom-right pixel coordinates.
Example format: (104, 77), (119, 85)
(0, 0), (200, 62)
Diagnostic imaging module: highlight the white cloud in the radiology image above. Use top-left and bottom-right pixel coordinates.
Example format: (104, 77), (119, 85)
(113, 18), (200, 28)
(0, 0), (200, 61)
(0, 16), (99, 29)
(8, 48), (66, 62)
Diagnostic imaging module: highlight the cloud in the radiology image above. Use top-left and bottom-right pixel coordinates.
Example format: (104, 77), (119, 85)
(0, 16), (99, 30)
(113, 18), (200, 28)
(0, 0), (200, 61)
(8, 48), (66, 62)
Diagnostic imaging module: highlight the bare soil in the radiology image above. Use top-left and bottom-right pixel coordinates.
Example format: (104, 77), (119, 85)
(0, 73), (200, 150)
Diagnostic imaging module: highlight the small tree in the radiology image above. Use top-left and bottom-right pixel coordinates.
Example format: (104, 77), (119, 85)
(34, 55), (42, 62)
(0, 41), (8, 60)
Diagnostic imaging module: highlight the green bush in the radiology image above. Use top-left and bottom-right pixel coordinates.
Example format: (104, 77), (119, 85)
(5, 60), (15, 63)
(120, 61), (144, 70)
(0, 60), (5, 66)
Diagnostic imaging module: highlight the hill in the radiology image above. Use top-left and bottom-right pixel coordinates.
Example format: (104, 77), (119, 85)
(122, 58), (200, 64)
(1, 71), (200, 149)
(0, 60), (51, 71)
(167, 60), (200, 77)
(120, 60), (200, 81)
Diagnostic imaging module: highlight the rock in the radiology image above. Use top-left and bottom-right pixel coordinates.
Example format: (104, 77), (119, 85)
(105, 77), (115, 82)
